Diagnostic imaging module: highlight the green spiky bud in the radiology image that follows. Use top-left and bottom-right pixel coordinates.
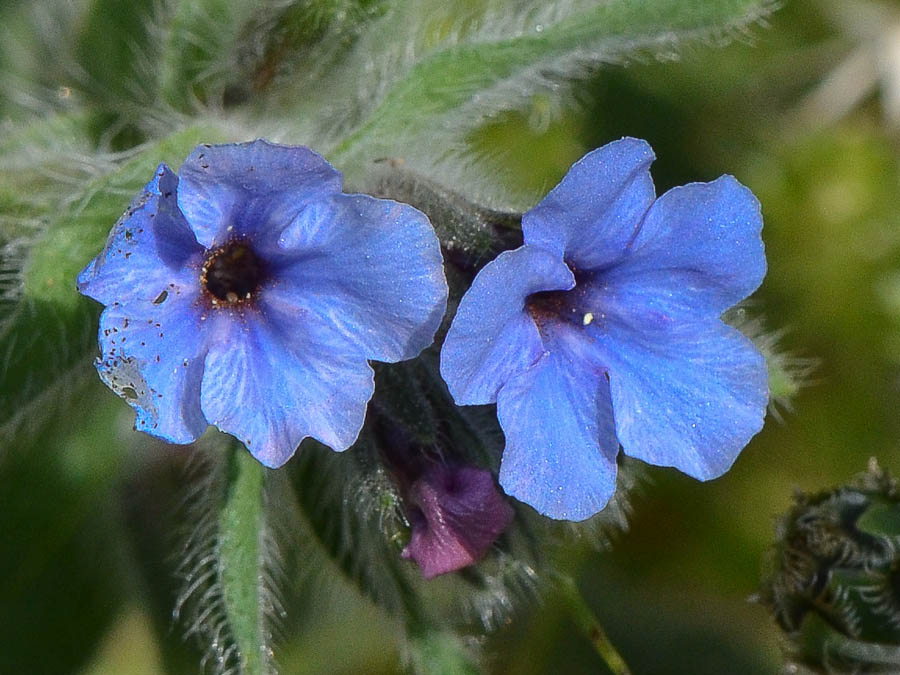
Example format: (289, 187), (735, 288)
(759, 459), (900, 673)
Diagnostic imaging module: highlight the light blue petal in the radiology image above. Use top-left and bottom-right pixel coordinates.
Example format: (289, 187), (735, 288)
(599, 176), (766, 320)
(271, 193), (447, 363)
(496, 332), (619, 521)
(199, 298), (375, 467)
(77, 164), (203, 309)
(96, 295), (208, 443)
(440, 246), (574, 406)
(522, 138), (656, 271)
(176, 140), (343, 248)
(594, 319), (768, 480)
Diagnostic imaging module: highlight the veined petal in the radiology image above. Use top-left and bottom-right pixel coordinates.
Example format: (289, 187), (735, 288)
(199, 301), (375, 467)
(96, 294), (208, 444)
(595, 319), (768, 480)
(273, 193), (447, 364)
(77, 164), (203, 309)
(440, 246), (574, 406)
(496, 334), (619, 521)
(522, 138), (656, 271)
(601, 176), (766, 320)
(177, 140), (342, 248)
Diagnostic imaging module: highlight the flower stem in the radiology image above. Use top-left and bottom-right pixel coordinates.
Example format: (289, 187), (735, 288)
(218, 442), (267, 675)
(558, 576), (631, 675)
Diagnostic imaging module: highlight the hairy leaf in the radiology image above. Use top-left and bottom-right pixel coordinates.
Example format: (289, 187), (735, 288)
(160, 0), (261, 110)
(159, 0), (382, 111)
(321, 0), (776, 194)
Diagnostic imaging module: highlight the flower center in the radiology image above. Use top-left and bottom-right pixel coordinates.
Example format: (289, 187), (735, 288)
(202, 240), (263, 305)
(526, 283), (597, 333)
(525, 289), (578, 328)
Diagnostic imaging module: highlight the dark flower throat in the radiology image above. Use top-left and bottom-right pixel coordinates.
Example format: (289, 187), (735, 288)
(202, 241), (263, 305)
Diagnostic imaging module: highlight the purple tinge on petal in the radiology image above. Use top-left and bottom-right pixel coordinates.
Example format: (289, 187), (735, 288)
(402, 465), (514, 579)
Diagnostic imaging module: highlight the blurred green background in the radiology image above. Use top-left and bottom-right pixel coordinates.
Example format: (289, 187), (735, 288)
(3, 0), (900, 673)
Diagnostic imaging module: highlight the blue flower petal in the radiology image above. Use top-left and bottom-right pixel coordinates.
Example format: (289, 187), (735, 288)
(96, 297), (208, 443)
(176, 140), (343, 247)
(496, 332), (619, 521)
(593, 319), (767, 480)
(599, 176), (766, 321)
(440, 246), (574, 405)
(199, 299), (375, 467)
(522, 138), (656, 271)
(77, 164), (203, 308)
(273, 193), (447, 363)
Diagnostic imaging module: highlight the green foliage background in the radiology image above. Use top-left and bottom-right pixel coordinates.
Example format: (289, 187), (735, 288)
(2, 0), (900, 673)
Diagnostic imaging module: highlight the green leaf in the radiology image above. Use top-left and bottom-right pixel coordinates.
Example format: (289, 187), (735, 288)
(158, 0), (387, 113)
(229, 0), (387, 102)
(406, 623), (483, 675)
(856, 499), (900, 540)
(119, 447), (211, 675)
(324, 0), (776, 189)
(0, 0), (83, 120)
(73, 0), (160, 127)
(0, 113), (99, 237)
(289, 436), (419, 619)
(159, 0), (259, 110)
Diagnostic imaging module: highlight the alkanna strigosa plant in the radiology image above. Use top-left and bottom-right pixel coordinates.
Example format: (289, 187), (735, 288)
(0, 0), (808, 672)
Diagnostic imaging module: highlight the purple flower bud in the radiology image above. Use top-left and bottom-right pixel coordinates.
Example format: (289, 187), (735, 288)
(402, 464), (514, 579)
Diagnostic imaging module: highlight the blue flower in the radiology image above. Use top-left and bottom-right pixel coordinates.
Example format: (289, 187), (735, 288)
(78, 140), (447, 467)
(440, 138), (768, 521)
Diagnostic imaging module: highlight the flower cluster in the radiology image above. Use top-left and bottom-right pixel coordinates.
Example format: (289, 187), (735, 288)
(79, 137), (768, 558)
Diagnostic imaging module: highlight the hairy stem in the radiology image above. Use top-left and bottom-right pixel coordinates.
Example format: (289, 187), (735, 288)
(558, 576), (631, 675)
